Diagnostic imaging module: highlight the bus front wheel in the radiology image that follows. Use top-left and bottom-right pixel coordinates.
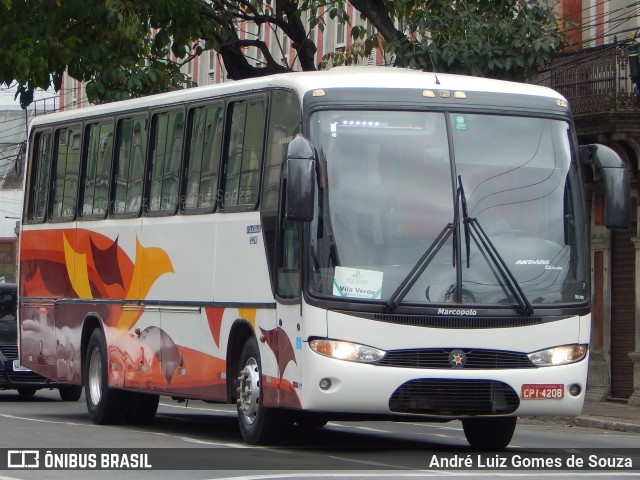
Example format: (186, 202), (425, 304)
(236, 337), (288, 445)
(462, 416), (517, 449)
(123, 392), (159, 425)
(84, 329), (124, 424)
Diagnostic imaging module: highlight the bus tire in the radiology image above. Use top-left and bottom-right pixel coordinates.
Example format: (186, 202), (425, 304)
(59, 386), (82, 401)
(123, 392), (159, 425)
(84, 329), (124, 425)
(462, 416), (517, 450)
(236, 336), (286, 445)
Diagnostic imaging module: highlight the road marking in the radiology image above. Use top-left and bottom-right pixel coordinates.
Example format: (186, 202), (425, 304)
(327, 423), (390, 434)
(0, 413), (86, 427)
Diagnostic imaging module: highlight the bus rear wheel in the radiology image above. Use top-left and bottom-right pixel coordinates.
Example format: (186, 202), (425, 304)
(236, 337), (288, 445)
(462, 416), (517, 449)
(84, 329), (124, 424)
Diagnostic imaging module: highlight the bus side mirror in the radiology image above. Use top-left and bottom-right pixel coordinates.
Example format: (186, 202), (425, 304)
(579, 144), (630, 229)
(285, 135), (316, 222)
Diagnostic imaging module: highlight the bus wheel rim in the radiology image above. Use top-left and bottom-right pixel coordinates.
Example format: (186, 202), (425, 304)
(88, 347), (102, 406)
(237, 357), (260, 425)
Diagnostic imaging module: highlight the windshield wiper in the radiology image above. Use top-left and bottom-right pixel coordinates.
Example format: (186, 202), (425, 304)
(457, 175), (534, 315)
(386, 223), (456, 310)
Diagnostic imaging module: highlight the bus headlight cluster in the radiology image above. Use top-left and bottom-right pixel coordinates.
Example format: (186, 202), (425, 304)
(309, 339), (386, 363)
(527, 344), (588, 367)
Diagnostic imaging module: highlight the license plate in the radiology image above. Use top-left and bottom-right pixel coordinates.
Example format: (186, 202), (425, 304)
(12, 360), (31, 372)
(521, 384), (564, 399)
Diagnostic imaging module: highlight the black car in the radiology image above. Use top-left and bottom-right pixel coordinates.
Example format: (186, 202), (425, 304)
(0, 283), (82, 400)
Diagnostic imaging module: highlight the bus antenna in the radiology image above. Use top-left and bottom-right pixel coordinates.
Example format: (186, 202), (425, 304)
(427, 46), (441, 85)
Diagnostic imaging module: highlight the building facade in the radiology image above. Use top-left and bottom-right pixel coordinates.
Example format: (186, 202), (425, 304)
(537, 0), (640, 405)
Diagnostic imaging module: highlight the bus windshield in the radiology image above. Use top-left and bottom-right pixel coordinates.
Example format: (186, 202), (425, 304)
(308, 110), (589, 309)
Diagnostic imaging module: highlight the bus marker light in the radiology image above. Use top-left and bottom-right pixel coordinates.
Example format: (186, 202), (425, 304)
(313, 89), (326, 97)
(422, 90), (436, 98)
(453, 91), (467, 99)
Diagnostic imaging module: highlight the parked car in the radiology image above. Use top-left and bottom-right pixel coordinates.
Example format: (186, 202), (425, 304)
(0, 283), (82, 401)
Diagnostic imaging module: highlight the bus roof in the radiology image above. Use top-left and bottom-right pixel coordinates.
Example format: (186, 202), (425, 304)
(29, 67), (565, 127)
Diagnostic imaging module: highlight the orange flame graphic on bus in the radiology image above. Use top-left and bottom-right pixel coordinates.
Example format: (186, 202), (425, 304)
(21, 229), (174, 332)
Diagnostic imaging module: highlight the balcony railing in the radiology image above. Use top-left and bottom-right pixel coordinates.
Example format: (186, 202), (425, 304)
(535, 43), (639, 115)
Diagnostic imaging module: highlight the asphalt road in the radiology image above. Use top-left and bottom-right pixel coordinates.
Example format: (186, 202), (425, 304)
(0, 389), (638, 480)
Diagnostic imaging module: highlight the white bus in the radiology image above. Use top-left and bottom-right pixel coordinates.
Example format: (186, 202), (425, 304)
(18, 67), (629, 448)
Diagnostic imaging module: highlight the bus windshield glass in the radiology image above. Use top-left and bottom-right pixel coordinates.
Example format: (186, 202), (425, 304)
(308, 110), (588, 308)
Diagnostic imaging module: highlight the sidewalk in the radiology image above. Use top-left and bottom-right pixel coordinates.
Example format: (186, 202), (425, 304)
(531, 399), (640, 433)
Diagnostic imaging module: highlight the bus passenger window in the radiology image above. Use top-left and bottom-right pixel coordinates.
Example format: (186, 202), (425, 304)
(149, 110), (184, 213)
(113, 117), (147, 215)
(82, 122), (113, 217)
(224, 99), (265, 209)
(185, 105), (223, 210)
(29, 131), (52, 222)
(51, 127), (82, 219)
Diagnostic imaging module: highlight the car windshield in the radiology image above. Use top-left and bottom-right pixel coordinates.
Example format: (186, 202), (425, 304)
(308, 110), (588, 308)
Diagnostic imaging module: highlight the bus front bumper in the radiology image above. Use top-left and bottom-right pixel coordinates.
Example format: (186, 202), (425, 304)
(297, 348), (587, 419)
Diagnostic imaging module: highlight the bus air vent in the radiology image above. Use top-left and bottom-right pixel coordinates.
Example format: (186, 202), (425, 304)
(389, 379), (519, 415)
(372, 314), (543, 329)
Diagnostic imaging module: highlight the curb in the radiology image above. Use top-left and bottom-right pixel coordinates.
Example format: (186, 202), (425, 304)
(537, 416), (640, 434)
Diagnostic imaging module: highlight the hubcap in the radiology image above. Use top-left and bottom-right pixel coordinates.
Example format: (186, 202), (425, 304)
(237, 357), (260, 425)
(88, 347), (102, 406)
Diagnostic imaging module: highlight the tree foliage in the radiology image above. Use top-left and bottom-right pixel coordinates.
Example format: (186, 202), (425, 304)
(0, 0), (566, 108)
(346, 0), (566, 81)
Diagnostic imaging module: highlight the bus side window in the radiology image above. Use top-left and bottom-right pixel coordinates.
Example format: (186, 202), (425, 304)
(149, 110), (184, 213)
(223, 98), (265, 210)
(29, 130), (52, 222)
(113, 117), (148, 215)
(82, 122), (113, 218)
(51, 126), (82, 220)
(184, 104), (223, 210)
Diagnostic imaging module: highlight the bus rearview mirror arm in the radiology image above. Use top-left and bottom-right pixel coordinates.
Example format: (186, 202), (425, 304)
(579, 144), (630, 230)
(285, 135), (317, 222)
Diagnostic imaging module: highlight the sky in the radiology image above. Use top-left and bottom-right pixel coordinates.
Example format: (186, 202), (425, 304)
(0, 85), (21, 108)
(0, 83), (57, 108)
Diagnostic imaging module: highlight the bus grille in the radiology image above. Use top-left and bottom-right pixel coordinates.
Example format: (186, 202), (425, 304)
(0, 343), (18, 360)
(373, 314), (543, 329)
(389, 379), (520, 415)
(376, 348), (535, 369)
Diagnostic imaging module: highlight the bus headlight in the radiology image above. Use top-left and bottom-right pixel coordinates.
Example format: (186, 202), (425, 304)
(527, 344), (588, 367)
(309, 339), (386, 363)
